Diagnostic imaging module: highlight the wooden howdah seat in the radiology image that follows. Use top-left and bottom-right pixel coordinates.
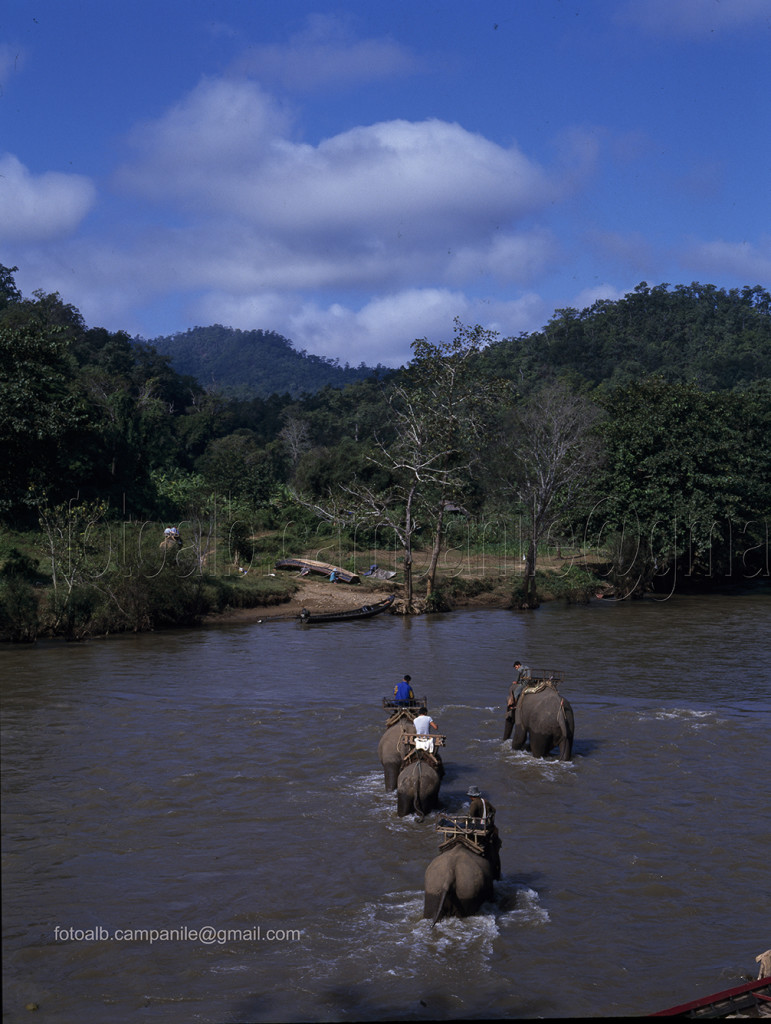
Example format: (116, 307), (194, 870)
(382, 697), (426, 711)
(520, 670), (565, 692)
(382, 697), (426, 727)
(436, 813), (496, 855)
(400, 732), (445, 770)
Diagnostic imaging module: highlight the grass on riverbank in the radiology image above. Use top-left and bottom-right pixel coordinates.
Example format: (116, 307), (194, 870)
(0, 554), (300, 642)
(0, 524), (607, 641)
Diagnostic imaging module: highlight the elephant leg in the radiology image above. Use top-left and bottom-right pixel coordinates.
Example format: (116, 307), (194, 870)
(384, 761), (400, 791)
(397, 787), (414, 818)
(417, 770), (439, 817)
(397, 765), (416, 817)
(529, 732), (552, 758)
(511, 722), (527, 751)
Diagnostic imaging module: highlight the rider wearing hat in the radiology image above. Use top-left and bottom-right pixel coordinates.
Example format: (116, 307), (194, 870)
(466, 786), (501, 879)
(467, 785), (496, 820)
(503, 659), (530, 740)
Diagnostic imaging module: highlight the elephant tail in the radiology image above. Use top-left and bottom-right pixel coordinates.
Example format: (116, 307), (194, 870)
(557, 698), (567, 735)
(430, 885), (450, 929)
(414, 761), (425, 822)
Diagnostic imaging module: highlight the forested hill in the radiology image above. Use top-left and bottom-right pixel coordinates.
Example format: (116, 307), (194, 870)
(481, 283), (771, 390)
(147, 324), (389, 398)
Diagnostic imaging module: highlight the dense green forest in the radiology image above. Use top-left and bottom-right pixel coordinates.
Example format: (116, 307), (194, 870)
(1, 264), (769, 639)
(149, 324), (389, 398)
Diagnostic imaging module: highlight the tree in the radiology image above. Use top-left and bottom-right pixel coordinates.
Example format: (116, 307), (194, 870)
(595, 376), (769, 593)
(0, 319), (83, 521)
(303, 320), (502, 609)
(37, 497), (109, 638)
(278, 416), (312, 467)
(0, 264), (22, 309)
(395, 320), (503, 597)
(492, 382), (604, 607)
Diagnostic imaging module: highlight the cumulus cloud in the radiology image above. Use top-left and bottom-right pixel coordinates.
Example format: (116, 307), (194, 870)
(682, 238), (771, 282)
(191, 287), (470, 367)
(230, 13), (422, 91)
(571, 284), (627, 310)
(117, 79), (556, 236)
(189, 286), (551, 368)
(618, 0), (771, 36)
(111, 75), (561, 314)
(0, 154), (96, 242)
(115, 78), (294, 202)
(18, 65), (575, 365)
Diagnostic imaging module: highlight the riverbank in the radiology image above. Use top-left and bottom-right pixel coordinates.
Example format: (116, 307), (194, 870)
(203, 567), (609, 625)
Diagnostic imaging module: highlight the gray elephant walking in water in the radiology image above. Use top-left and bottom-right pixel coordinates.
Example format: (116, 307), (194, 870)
(396, 757), (442, 819)
(396, 709), (444, 818)
(424, 791), (501, 925)
(377, 707), (417, 791)
(424, 843), (495, 924)
(511, 678), (575, 760)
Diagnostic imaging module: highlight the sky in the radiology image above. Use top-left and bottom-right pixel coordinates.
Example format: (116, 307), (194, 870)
(1, 0), (770, 369)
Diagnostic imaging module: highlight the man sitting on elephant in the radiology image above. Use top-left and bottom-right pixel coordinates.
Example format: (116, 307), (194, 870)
(503, 660), (530, 740)
(413, 707), (438, 735)
(511, 678), (575, 761)
(466, 786), (501, 879)
(393, 675), (415, 705)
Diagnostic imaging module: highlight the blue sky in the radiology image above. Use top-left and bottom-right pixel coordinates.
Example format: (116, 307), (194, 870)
(2, 0), (769, 368)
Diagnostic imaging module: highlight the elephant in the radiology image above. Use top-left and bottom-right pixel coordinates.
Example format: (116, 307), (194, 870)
(423, 843), (496, 925)
(511, 683), (574, 760)
(377, 712), (416, 791)
(396, 752), (442, 819)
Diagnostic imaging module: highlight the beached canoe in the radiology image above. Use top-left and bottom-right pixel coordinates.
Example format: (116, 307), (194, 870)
(298, 595), (395, 623)
(275, 557), (360, 584)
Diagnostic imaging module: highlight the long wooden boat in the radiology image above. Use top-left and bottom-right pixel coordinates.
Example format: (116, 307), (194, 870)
(652, 975), (771, 1017)
(298, 594), (395, 624)
(275, 557), (360, 584)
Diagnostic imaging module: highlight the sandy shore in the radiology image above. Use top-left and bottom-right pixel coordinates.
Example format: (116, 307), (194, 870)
(204, 576), (515, 625)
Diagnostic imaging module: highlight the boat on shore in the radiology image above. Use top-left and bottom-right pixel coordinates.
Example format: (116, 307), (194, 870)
(652, 975), (771, 1017)
(298, 595), (395, 624)
(275, 557), (360, 584)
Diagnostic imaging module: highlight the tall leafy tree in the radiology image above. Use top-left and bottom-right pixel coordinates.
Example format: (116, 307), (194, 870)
(304, 320), (502, 608)
(594, 376), (766, 593)
(0, 318), (83, 521)
(396, 319), (503, 596)
(490, 382), (604, 607)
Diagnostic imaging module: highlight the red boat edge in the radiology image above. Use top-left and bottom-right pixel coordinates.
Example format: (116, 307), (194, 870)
(652, 975), (771, 1017)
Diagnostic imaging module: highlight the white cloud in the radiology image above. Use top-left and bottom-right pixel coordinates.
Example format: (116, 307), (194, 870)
(682, 238), (771, 282)
(445, 230), (558, 287)
(117, 79), (556, 240)
(191, 287), (466, 367)
(0, 154), (96, 242)
(111, 75), (562, 313)
(619, 0), (771, 36)
(571, 284), (626, 310)
(190, 286), (552, 369)
(230, 13), (422, 91)
(115, 78), (294, 202)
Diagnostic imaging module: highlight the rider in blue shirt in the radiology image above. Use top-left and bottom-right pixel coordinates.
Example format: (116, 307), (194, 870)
(394, 675), (414, 705)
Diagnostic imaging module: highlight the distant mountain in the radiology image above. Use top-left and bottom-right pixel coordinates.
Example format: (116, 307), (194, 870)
(146, 324), (389, 398)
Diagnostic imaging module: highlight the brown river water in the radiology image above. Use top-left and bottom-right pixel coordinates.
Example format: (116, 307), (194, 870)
(2, 591), (770, 1022)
